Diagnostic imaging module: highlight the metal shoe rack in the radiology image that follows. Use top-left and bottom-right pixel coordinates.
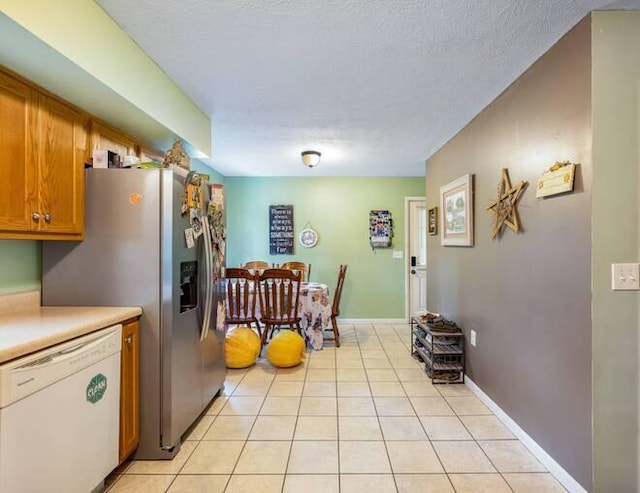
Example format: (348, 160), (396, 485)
(411, 316), (465, 384)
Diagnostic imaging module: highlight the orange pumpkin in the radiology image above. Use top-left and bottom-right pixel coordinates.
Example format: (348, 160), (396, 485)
(225, 327), (261, 368)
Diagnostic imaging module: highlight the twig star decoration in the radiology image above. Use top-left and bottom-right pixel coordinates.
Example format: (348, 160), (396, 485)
(486, 168), (527, 239)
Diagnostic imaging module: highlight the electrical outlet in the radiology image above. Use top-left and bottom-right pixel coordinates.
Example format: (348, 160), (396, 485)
(611, 263), (640, 291)
(393, 251), (404, 259)
(470, 329), (477, 347)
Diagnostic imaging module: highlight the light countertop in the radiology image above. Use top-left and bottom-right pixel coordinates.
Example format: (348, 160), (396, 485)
(0, 305), (142, 364)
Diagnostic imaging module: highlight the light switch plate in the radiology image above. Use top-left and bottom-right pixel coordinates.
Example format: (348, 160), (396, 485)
(611, 263), (640, 291)
(470, 329), (477, 347)
(393, 251), (404, 259)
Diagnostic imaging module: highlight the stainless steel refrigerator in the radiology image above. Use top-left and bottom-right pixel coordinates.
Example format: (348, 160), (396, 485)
(42, 168), (226, 459)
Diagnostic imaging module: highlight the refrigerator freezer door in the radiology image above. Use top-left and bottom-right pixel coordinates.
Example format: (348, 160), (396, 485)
(161, 170), (225, 450)
(160, 169), (204, 451)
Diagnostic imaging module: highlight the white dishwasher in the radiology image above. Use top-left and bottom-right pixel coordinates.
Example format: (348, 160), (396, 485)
(0, 324), (122, 493)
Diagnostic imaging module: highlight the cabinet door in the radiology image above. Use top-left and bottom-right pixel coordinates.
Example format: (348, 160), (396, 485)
(0, 71), (38, 233)
(37, 95), (88, 236)
(90, 121), (138, 163)
(119, 319), (140, 463)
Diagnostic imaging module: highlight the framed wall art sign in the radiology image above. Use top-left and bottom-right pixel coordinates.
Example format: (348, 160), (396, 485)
(440, 174), (474, 246)
(269, 204), (294, 254)
(536, 161), (576, 198)
(369, 210), (393, 248)
(428, 207), (438, 235)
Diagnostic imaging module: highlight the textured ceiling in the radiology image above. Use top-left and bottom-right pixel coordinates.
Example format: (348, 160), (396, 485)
(96, 0), (638, 176)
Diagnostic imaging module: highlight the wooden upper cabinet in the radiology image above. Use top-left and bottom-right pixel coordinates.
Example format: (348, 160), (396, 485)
(0, 66), (166, 240)
(90, 121), (139, 162)
(37, 94), (88, 236)
(0, 71), (36, 233)
(0, 68), (88, 240)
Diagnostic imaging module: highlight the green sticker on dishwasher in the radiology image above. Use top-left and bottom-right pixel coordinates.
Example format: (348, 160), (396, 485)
(86, 373), (107, 404)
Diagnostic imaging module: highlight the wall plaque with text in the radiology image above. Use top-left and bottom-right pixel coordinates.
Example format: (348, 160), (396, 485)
(269, 205), (294, 255)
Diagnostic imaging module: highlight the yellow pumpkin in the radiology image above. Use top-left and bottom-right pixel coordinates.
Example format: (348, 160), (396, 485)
(225, 327), (261, 368)
(266, 330), (306, 368)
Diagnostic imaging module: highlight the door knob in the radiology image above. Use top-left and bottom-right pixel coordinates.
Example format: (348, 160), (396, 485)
(44, 213), (52, 223)
(125, 336), (132, 345)
(31, 212), (40, 222)
(411, 269), (416, 275)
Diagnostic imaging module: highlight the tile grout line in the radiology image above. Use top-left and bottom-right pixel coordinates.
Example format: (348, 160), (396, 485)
(278, 353), (307, 493)
(379, 331), (404, 493)
(386, 322), (446, 491)
(108, 322), (561, 492)
(364, 324), (400, 492)
(216, 364), (254, 491)
(226, 360), (278, 484)
(433, 357), (517, 493)
(332, 339), (342, 493)
(396, 323), (454, 492)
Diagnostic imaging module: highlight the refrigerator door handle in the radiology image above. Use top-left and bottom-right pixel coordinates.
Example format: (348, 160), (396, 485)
(208, 216), (215, 340)
(200, 216), (213, 342)
(198, 226), (209, 341)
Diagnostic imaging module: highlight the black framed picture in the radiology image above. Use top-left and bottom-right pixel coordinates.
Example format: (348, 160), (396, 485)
(428, 207), (438, 235)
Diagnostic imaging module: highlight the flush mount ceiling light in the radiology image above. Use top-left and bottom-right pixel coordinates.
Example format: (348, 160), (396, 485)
(301, 150), (321, 168)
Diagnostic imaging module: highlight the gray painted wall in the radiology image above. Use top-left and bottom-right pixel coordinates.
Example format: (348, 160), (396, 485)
(591, 12), (640, 493)
(426, 17), (592, 489)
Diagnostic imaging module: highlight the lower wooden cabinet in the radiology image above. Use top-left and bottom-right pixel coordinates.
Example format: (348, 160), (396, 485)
(119, 318), (140, 463)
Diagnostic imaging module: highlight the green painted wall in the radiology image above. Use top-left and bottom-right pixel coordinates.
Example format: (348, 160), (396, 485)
(225, 177), (424, 319)
(0, 240), (40, 295)
(591, 12), (640, 491)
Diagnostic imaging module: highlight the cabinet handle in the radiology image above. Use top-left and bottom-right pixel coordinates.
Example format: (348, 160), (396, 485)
(125, 336), (132, 345)
(44, 213), (52, 223)
(32, 212), (40, 222)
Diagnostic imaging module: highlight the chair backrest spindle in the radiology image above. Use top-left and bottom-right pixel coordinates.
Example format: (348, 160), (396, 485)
(224, 268), (260, 331)
(258, 268), (302, 323)
(332, 264), (348, 318)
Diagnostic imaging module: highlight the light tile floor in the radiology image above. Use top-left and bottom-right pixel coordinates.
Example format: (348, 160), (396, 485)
(106, 323), (567, 492)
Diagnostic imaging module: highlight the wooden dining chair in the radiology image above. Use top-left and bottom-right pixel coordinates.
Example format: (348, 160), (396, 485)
(326, 264), (348, 347)
(243, 260), (270, 276)
(224, 268), (261, 337)
(257, 268), (303, 345)
(280, 261), (310, 282)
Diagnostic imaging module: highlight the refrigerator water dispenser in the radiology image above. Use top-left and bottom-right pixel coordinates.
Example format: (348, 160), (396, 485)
(180, 261), (198, 313)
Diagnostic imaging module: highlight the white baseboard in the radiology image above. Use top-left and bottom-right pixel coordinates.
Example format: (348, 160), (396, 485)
(465, 377), (588, 493)
(338, 318), (407, 324)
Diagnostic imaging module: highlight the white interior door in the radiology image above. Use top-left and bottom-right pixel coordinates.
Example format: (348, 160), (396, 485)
(407, 199), (427, 318)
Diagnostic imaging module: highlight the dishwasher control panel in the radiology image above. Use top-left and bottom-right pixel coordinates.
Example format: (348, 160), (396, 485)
(0, 324), (122, 407)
